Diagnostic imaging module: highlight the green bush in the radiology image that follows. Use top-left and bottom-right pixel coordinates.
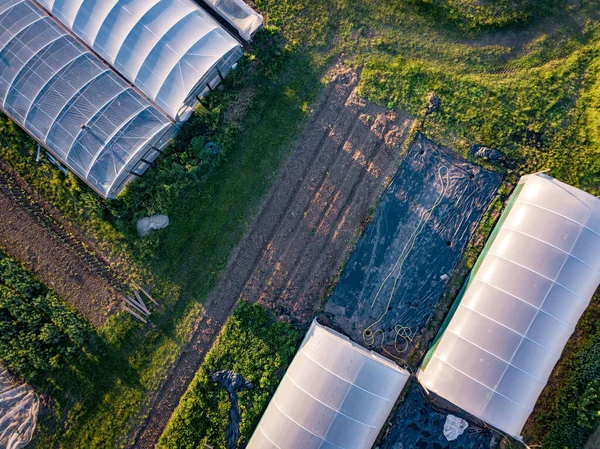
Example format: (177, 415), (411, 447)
(158, 302), (299, 449)
(0, 248), (96, 385)
(524, 293), (600, 448)
(407, 0), (562, 31)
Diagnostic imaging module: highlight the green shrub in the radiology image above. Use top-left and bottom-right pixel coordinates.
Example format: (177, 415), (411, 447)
(158, 302), (299, 449)
(0, 248), (97, 385)
(406, 0), (562, 31)
(524, 292), (600, 448)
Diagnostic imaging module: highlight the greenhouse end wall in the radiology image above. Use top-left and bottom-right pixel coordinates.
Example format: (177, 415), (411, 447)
(247, 320), (410, 449)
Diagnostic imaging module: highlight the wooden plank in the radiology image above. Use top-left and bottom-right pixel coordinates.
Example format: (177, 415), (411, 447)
(125, 296), (150, 316)
(122, 305), (147, 323)
(133, 282), (160, 306)
(133, 290), (150, 315)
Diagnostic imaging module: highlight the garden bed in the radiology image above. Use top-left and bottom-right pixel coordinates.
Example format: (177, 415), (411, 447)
(157, 301), (299, 449)
(325, 133), (501, 359)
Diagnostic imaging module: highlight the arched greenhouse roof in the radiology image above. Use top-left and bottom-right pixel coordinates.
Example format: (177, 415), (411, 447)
(0, 0), (172, 198)
(418, 173), (600, 438)
(36, 0), (242, 119)
(0, 0), (243, 197)
(246, 320), (410, 449)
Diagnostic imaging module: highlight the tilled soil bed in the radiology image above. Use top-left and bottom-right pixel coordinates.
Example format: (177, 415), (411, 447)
(0, 163), (120, 326)
(242, 65), (414, 321)
(129, 65), (414, 448)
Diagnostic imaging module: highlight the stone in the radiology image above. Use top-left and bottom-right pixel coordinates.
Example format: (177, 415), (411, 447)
(426, 92), (440, 115)
(136, 215), (169, 237)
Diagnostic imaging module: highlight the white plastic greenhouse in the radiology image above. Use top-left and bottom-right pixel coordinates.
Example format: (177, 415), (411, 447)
(246, 320), (410, 449)
(0, 0), (243, 198)
(418, 173), (600, 438)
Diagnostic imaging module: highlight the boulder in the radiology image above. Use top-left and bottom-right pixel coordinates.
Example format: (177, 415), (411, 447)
(136, 215), (169, 237)
(425, 92), (440, 115)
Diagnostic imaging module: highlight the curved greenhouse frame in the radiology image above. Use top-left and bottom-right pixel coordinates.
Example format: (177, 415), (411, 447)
(0, 0), (243, 198)
(247, 320), (410, 449)
(0, 0), (173, 198)
(418, 173), (600, 438)
(36, 0), (243, 120)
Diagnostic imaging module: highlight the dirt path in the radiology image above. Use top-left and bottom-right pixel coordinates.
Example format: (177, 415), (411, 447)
(128, 66), (414, 448)
(0, 161), (122, 326)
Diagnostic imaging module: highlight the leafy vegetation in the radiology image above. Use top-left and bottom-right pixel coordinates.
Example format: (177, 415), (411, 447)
(524, 291), (600, 448)
(405, 0), (561, 31)
(0, 248), (95, 384)
(0, 247), (156, 448)
(158, 302), (299, 449)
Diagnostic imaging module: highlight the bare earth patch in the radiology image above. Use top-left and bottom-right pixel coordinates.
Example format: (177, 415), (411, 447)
(0, 163), (120, 326)
(128, 65), (414, 448)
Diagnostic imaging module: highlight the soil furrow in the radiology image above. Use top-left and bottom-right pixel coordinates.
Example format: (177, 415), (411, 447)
(240, 73), (361, 299)
(0, 162), (121, 325)
(128, 66), (414, 448)
(250, 110), (363, 300)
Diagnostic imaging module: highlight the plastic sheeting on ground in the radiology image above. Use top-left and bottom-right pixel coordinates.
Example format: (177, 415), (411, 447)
(0, 368), (39, 449)
(380, 384), (496, 449)
(325, 133), (501, 358)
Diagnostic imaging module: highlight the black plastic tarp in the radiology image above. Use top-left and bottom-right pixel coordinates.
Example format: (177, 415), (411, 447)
(381, 383), (497, 449)
(325, 133), (501, 357)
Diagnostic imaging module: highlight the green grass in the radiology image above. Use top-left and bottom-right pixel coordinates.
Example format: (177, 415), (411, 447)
(1, 0), (600, 447)
(157, 302), (299, 449)
(525, 291), (600, 448)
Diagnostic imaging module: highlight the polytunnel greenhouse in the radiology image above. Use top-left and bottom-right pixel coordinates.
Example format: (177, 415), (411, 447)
(246, 320), (410, 449)
(0, 0), (243, 198)
(418, 173), (600, 438)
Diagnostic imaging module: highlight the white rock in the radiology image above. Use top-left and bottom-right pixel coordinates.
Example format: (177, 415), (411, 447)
(443, 414), (468, 441)
(137, 215), (169, 237)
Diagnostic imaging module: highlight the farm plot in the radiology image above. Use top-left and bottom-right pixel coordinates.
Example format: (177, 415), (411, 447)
(325, 133), (500, 359)
(130, 65), (413, 448)
(0, 162), (121, 326)
(240, 65), (414, 321)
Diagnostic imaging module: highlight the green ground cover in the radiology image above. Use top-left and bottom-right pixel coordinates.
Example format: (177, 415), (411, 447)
(528, 292), (600, 448)
(0, 0), (599, 447)
(0, 248), (96, 386)
(158, 302), (299, 449)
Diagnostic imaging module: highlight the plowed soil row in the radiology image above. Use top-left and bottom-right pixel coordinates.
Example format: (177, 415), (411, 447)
(129, 66), (414, 448)
(0, 161), (121, 326)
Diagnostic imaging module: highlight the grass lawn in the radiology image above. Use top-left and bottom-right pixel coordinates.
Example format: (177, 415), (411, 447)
(0, 0), (599, 448)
